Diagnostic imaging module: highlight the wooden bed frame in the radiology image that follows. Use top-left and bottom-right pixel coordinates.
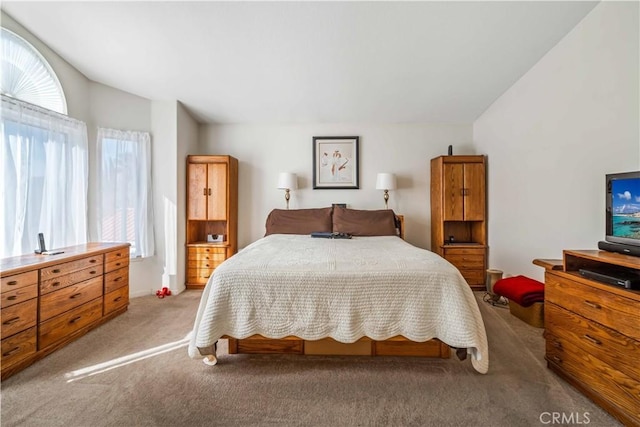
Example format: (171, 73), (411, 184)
(224, 335), (451, 358)
(217, 215), (450, 361)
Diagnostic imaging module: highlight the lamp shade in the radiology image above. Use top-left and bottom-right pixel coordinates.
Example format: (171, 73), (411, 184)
(277, 172), (298, 190)
(375, 173), (396, 190)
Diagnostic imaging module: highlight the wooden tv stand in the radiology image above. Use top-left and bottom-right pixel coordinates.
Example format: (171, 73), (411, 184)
(539, 250), (640, 426)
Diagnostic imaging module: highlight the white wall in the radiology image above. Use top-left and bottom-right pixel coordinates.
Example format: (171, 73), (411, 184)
(473, 2), (640, 281)
(200, 123), (474, 249)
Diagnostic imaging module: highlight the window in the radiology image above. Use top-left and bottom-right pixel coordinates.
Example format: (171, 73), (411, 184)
(1, 29), (86, 258)
(1, 95), (88, 257)
(1, 28), (67, 114)
(97, 128), (155, 258)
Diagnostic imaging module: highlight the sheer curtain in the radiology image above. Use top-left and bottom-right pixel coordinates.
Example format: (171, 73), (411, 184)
(1, 95), (88, 257)
(97, 127), (154, 258)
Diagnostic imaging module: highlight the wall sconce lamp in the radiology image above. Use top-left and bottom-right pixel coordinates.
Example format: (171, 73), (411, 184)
(277, 172), (298, 209)
(375, 173), (396, 209)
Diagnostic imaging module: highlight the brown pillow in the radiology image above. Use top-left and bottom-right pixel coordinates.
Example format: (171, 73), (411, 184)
(265, 207), (333, 236)
(332, 207), (397, 236)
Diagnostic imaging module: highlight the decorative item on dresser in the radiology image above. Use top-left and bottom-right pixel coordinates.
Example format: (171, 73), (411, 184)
(430, 155), (487, 290)
(536, 250), (640, 426)
(1, 242), (130, 379)
(186, 155), (238, 289)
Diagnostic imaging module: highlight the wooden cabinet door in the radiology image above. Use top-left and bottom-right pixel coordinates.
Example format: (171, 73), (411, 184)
(188, 163), (208, 220)
(442, 163), (464, 221)
(207, 163), (227, 221)
(463, 163), (485, 220)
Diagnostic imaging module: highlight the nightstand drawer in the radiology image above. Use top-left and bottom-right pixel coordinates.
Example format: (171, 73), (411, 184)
(39, 298), (103, 349)
(187, 268), (214, 284)
(1, 327), (36, 368)
(187, 259), (225, 269)
(1, 270), (38, 293)
(40, 276), (103, 321)
(188, 246), (226, 258)
(546, 273), (639, 341)
(443, 247), (485, 256)
(459, 269), (484, 286)
(40, 264), (103, 295)
(41, 255), (103, 281)
(1, 299), (37, 338)
(445, 254), (484, 270)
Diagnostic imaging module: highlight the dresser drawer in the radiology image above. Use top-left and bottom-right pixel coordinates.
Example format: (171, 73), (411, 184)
(41, 255), (103, 281)
(546, 273), (640, 341)
(445, 254), (485, 270)
(1, 299), (37, 338)
(187, 268), (214, 284)
(1, 284), (37, 309)
(459, 269), (485, 286)
(40, 276), (103, 321)
(105, 266), (129, 294)
(40, 264), (103, 295)
(105, 248), (129, 266)
(1, 327), (36, 368)
(39, 298), (103, 349)
(546, 302), (640, 380)
(1, 270), (38, 293)
(105, 254), (129, 274)
(443, 247), (485, 256)
(188, 246), (226, 259)
(104, 286), (129, 315)
(546, 333), (640, 424)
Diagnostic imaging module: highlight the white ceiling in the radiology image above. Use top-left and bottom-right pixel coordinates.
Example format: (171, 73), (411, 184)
(2, 1), (599, 124)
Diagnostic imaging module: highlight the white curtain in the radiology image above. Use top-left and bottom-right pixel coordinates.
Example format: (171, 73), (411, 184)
(97, 127), (154, 258)
(1, 95), (88, 257)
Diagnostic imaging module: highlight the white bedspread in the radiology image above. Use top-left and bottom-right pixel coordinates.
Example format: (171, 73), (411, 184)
(188, 235), (489, 373)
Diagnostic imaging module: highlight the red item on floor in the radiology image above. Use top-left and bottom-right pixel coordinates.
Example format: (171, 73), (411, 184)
(156, 287), (172, 299)
(492, 275), (544, 307)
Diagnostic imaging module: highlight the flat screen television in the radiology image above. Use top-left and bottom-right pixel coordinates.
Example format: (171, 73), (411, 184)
(606, 171), (640, 247)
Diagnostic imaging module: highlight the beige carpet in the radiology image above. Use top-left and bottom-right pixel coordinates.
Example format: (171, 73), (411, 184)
(1, 290), (619, 427)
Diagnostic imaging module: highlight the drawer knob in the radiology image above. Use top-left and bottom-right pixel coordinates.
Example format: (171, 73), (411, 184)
(3, 316), (20, 325)
(70, 292), (82, 299)
(52, 282), (61, 287)
(89, 259), (97, 264)
(114, 296), (122, 302)
(551, 355), (562, 364)
(583, 334), (602, 346)
(114, 277), (122, 282)
(115, 262), (121, 267)
(583, 300), (601, 310)
(7, 295), (17, 301)
(69, 316), (82, 324)
(2, 346), (21, 357)
(90, 270), (97, 275)
(52, 269), (61, 274)
(7, 280), (17, 286)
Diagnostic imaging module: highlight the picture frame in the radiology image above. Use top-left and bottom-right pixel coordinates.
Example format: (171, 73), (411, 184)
(312, 136), (359, 189)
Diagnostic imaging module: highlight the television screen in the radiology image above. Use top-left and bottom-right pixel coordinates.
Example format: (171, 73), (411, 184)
(607, 172), (640, 246)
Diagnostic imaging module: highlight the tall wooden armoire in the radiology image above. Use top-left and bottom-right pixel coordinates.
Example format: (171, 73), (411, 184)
(430, 155), (487, 290)
(186, 155), (238, 289)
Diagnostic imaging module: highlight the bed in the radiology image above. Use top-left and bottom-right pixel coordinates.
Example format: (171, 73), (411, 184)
(188, 207), (489, 374)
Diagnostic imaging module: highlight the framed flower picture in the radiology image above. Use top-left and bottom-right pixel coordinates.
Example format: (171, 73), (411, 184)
(312, 136), (359, 189)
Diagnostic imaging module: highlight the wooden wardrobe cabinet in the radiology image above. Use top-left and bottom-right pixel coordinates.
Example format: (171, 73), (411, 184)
(186, 155), (238, 289)
(431, 155), (487, 290)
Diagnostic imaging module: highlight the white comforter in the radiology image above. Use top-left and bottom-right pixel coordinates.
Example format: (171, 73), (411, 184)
(188, 235), (489, 373)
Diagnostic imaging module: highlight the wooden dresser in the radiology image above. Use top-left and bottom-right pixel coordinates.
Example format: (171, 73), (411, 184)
(1, 243), (130, 379)
(540, 250), (640, 426)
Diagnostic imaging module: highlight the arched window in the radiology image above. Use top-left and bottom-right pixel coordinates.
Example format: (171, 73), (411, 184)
(1, 27), (67, 114)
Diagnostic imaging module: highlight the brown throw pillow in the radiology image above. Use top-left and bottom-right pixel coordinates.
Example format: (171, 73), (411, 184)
(265, 207), (333, 236)
(332, 207), (397, 236)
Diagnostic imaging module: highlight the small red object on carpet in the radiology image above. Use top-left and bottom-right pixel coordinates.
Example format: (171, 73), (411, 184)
(493, 275), (544, 307)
